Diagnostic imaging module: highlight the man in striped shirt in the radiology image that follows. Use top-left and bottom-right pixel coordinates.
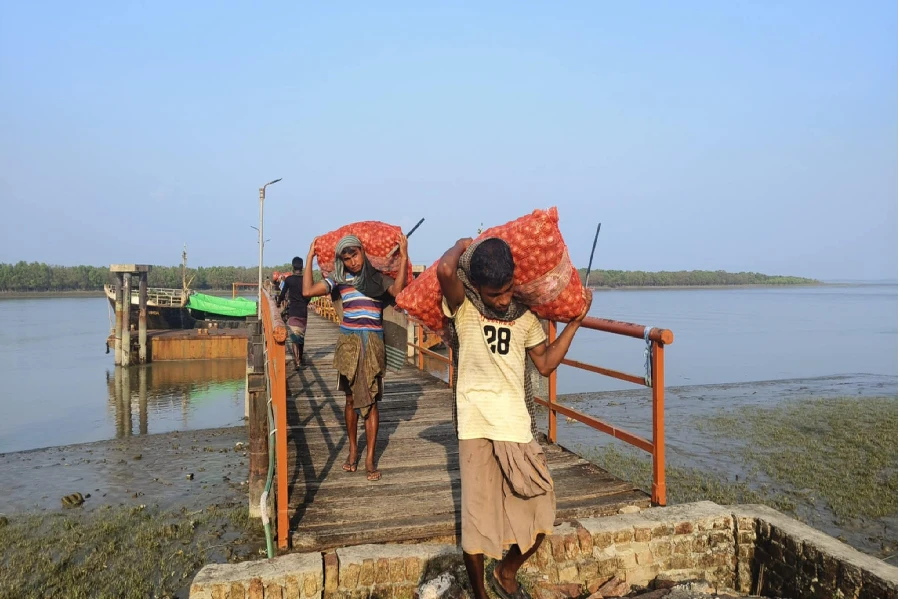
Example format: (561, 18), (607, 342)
(304, 234), (409, 481)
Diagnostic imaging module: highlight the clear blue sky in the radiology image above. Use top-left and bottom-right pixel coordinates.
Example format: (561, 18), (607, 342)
(0, 2), (896, 280)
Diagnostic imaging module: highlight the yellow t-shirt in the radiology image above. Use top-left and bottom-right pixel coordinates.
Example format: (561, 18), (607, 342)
(442, 297), (547, 443)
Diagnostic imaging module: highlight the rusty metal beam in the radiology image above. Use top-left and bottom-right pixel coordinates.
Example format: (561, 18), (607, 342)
(560, 358), (646, 387)
(406, 342), (450, 365)
(581, 316), (674, 345)
(534, 396), (654, 454)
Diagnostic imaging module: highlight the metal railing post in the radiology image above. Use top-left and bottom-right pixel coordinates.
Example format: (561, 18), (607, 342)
(417, 324), (424, 371)
(548, 321), (558, 443)
(651, 341), (666, 506)
(448, 346), (454, 387)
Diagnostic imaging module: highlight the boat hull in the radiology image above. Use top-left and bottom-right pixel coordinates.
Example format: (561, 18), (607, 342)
(106, 296), (196, 329)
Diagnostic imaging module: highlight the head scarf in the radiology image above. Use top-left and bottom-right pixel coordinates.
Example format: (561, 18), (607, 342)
(448, 237), (539, 438)
(333, 235), (395, 302)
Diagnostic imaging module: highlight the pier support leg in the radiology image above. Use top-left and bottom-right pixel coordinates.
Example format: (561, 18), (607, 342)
(114, 366), (124, 437)
(114, 274), (124, 365)
(247, 321), (267, 518)
(248, 373), (268, 518)
(138, 365), (148, 435)
(138, 272), (148, 364)
(122, 275), (131, 367)
(122, 367), (133, 436)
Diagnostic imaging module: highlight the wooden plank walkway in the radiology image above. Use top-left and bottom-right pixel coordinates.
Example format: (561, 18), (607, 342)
(285, 314), (650, 551)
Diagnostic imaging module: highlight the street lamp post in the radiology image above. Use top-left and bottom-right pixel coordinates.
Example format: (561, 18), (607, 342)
(258, 178), (282, 315)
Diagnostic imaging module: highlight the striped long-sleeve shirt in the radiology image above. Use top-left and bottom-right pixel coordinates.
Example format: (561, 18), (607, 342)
(324, 277), (386, 333)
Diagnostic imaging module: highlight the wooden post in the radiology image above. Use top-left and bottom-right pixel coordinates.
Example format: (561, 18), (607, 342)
(548, 321), (558, 443)
(247, 319), (267, 518)
(651, 342), (666, 506)
(138, 272), (148, 364)
(247, 371), (267, 518)
(122, 275), (131, 367)
(114, 273), (124, 365)
(138, 365), (148, 435)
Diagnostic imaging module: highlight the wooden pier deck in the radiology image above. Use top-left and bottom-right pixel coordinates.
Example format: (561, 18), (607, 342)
(285, 314), (650, 552)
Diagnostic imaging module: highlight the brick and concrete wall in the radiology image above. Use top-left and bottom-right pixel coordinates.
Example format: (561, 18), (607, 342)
(189, 501), (897, 599)
(734, 505), (898, 599)
(329, 543), (461, 599)
(525, 502), (737, 591)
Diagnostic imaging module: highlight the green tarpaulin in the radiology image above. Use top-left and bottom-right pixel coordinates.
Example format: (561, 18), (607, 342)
(187, 293), (258, 318)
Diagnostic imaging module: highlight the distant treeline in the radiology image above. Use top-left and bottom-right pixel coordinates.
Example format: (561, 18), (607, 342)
(0, 262), (295, 292)
(578, 269), (820, 287)
(0, 262), (819, 292)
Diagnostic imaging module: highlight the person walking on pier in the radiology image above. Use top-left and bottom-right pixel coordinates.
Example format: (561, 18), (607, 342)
(437, 237), (592, 599)
(278, 257), (310, 370)
(303, 233), (409, 481)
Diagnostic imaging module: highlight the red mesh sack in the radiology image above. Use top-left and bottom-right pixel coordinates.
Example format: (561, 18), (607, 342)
(395, 259), (446, 333)
(314, 221), (414, 283)
(396, 207), (585, 331)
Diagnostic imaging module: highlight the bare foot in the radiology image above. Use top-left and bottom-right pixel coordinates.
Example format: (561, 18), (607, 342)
(493, 563), (519, 595)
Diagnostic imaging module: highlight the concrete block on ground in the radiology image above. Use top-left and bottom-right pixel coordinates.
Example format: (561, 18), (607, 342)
(190, 552), (322, 599)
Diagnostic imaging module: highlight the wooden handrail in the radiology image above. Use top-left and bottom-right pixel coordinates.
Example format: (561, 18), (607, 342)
(260, 292), (289, 549)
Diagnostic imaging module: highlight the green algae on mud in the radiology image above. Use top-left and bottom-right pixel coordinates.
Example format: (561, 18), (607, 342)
(0, 426), (266, 599)
(0, 502), (264, 599)
(579, 395), (898, 561)
(699, 396), (897, 523)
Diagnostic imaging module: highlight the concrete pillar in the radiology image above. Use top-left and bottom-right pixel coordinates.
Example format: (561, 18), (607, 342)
(138, 365), (148, 435)
(138, 272), (148, 364)
(114, 274), (124, 365)
(113, 366), (124, 438)
(122, 274), (131, 366)
(122, 367), (132, 436)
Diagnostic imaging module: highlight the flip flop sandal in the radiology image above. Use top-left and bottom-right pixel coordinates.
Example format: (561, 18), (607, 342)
(366, 469), (382, 482)
(342, 456), (359, 473)
(489, 570), (532, 599)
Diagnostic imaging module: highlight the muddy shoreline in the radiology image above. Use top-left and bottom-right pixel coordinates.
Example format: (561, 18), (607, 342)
(0, 376), (896, 596)
(0, 426), (252, 515)
(548, 374), (898, 564)
(0, 426), (265, 598)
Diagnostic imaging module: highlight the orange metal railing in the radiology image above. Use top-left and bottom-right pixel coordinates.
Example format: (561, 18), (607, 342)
(260, 291), (290, 549)
(407, 312), (674, 507)
(233, 282), (259, 298)
(536, 317), (673, 506)
(310, 296), (340, 323)
(296, 295), (672, 537)
(407, 320), (454, 387)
